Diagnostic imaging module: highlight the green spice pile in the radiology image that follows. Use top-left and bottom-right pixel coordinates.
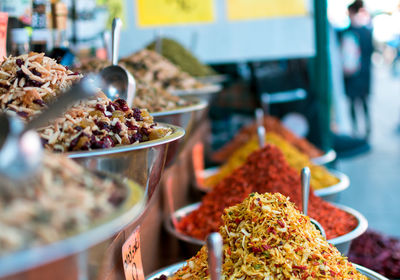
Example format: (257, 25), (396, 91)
(147, 37), (216, 77)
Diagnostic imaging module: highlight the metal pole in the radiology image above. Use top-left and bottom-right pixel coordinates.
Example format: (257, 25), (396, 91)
(311, 0), (332, 151)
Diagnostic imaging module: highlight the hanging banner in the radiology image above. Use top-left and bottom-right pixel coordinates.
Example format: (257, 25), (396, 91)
(136, 0), (214, 27)
(226, 0), (307, 21)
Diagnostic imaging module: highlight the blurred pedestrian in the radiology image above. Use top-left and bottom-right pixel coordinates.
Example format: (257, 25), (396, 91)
(340, 0), (374, 139)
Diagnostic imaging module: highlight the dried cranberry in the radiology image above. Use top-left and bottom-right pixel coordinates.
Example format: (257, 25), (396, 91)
(130, 133), (143, 143)
(114, 99), (129, 111)
(106, 104), (115, 113)
(68, 132), (84, 151)
(111, 122), (122, 134)
(102, 136), (115, 147)
(108, 190), (124, 206)
(25, 79), (43, 87)
(95, 104), (105, 112)
(150, 123), (156, 128)
(74, 126), (83, 132)
(0, 83), (10, 89)
(40, 138), (48, 146)
(16, 69), (25, 79)
(93, 130), (103, 136)
(132, 108), (143, 121)
(95, 120), (110, 131)
(16, 59), (24, 67)
(33, 99), (45, 106)
(125, 121), (138, 130)
(31, 68), (42, 77)
(17, 111), (28, 118)
(140, 127), (150, 136)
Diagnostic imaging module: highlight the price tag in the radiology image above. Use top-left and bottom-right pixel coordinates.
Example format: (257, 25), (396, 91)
(122, 227), (144, 280)
(0, 12), (8, 61)
(226, 0), (307, 21)
(136, 0), (215, 27)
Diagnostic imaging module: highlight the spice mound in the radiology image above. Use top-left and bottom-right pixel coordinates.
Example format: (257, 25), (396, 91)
(171, 193), (366, 280)
(0, 153), (132, 255)
(0, 52), (82, 119)
(146, 37), (216, 77)
(38, 97), (171, 152)
(213, 115), (324, 162)
(177, 145), (357, 240)
(120, 49), (203, 91)
(205, 132), (339, 190)
(133, 80), (192, 112)
(349, 230), (400, 279)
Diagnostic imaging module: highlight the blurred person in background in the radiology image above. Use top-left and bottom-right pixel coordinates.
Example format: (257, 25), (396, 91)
(340, 0), (374, 139)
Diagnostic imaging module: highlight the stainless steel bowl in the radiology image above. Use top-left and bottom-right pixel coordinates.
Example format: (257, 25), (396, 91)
(67, 123), (184, 215)
(330, 203), (368, 256)
(151, 99), (207, 167)
(169, 84), (222, 98)
(194, 167), (350, 202)
(0, 173), (146, 279)
(314, 169), (350, 202)
(148, 262), (390, 280)
(311, 149), (337, 165)
(355, 264), (389, 280)
(146, 262), (387, 280)
(165, 202), (368, 255)
(196, 75), (229, 85)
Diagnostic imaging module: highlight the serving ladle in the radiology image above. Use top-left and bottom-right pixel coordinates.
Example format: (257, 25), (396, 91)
(301, 167), (327, 238)
(207, 232), (223, 280)
(255, 108), (266, 148)
(0, 75), (100, 181)
(100, 18), (136, 107)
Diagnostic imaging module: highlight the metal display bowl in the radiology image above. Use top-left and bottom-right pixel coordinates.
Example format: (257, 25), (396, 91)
(151, 99), (208, 167)
(314, 170), (350, 202)
(0, 173), (146, 279)
(196, 74), (230, 85)
(146, 262), (388, 280)
(311, 149), (337, 165)
(165, 202), (368, 255)
(194, 167), (350, 202)
(67, 123), (184, 216)
(169, 84), (222, 97)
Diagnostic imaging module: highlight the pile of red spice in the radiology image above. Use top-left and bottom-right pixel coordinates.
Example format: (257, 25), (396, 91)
(177, 144), (358, 240)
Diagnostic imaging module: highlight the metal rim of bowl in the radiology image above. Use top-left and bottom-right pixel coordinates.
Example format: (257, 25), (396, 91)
(165, 202), (367, 248)
(66, 123), (185, 159)
(196, 74), (230, 85)
(169, 84), (222, 96)
(355, 264), (390, 280)
(328, 203), (368, 247)
(194, 167), (350, 198)
(314, 169), (350, 198)
(150, 97), (208, 117)
(311, 149), (337, 165)
(146, 262), (387, 280)
(0, 174), (146, 278)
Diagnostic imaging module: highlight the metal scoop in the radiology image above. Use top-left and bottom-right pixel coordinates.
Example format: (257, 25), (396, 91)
(0, 75), (100, 181)
(207, 232), (223, 280)
(255, 108), (266, 148)
(100, 18), (136, 107)
(301, 167), (326, 238)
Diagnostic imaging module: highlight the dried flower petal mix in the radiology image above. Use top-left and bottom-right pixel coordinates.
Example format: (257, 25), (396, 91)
(0, 153), (130, 255)
(38, 96), (171, 152)
(0, 52), (82, 119)
(170, 193), (366, 280)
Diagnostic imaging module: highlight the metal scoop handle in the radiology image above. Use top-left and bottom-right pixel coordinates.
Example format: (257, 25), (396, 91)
(255, 108), (265, 148)
(207, 232), (223, 280)
(111, 18), (122, 66)
(301, 167), (311, 216)
(25, 75), (100, 131)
